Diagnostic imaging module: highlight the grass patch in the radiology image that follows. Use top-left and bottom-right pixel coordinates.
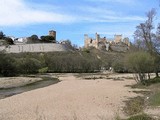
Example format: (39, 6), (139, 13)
(84, 76), (106, 80)
(149, 91), (160, 106)
(129, 83), (148, 89)
(145, 77), (160, 86)
(113, 77), (124, 81)
(127, 114), (154, 120)
(123, 77), (160, 120)
(124, 96), (145, 116)
(128, 77), (160, 89)
(122, 77), (134, 79)
(106, 77), (113, 79)
(132, 90), (150, 95)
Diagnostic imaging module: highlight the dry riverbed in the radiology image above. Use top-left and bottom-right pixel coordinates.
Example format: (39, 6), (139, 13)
(0, 73), (144, 120)
(0, 77), (42, 89)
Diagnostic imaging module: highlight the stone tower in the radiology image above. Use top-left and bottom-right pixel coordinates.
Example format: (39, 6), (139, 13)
(84, 34), (89, 48)
(49, 30), (56, 40)
(123, 37), (130, 46)
(114, 34), (122, 43)
(95, 33), (100, 48)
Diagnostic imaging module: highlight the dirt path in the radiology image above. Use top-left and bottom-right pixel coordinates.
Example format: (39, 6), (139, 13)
(0, 73), (140, 120)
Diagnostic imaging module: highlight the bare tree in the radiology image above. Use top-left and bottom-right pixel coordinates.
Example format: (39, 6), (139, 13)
(134, 8), (160, 77)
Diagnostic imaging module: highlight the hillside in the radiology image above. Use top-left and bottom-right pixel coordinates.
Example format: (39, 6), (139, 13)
(0, 48), (125, 76)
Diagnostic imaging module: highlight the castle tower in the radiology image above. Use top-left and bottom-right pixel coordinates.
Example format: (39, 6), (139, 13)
(123, 37), (130, 46)
(49, 30), (56, 40)
(114, 34), (122, 43)
(95, 33), (100, 48)
(84, 34), (89, 48)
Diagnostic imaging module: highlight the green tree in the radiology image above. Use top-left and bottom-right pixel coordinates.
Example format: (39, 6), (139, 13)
(30, 35), (39, 40)
(4, 37), (14, 45)
(27, 35), (40, 43)
(126, 51), (154, 84)
(0, 53), (16, 76)
(0, 31), (5, 39)
(112, 59), (127, 73)
(40, 36), (56, 43)
(16, 57), (41, 74)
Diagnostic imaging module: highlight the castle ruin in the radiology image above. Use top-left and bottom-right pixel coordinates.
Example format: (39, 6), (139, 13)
(84, 33), (130, 52)
(0, 30), (71, 53)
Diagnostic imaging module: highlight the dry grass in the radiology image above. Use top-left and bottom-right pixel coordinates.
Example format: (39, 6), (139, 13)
(124, 97), (145, 116)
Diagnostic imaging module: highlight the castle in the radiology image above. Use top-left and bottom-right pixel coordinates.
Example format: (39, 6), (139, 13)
(84, 33), (130, 52)
(0, 30), (70, 53)
(49, 30), (56, 40)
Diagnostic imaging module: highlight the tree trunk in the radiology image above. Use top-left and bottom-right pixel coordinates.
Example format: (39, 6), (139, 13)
(148, 73), (150, 80)
(156, 71), (159, 77)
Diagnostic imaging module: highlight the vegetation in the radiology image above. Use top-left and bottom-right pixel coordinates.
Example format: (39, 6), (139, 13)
(134, 9), (160, 78)
(149, 91), (160, 106)
(0, 31), (5, 39)
(0, 53), (16, 77)
(118, 9), (160, 85)
(125, 51), (154, 84)
(0, 49), (119, 76)
(0, 31), (14, 45)
(124, 96), (145, 116)
(112, 56), (127, 73)
(127, 114), (154, 120)
(27, 35), (40, 43)
(146, 77), (160, 107)
(40, 35), (56, 43)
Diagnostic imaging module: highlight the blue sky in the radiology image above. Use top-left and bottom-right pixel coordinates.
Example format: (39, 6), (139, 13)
(0, 0), (159, 46)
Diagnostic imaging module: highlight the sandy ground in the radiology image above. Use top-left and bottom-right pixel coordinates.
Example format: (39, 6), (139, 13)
(145, 107), (160, 119)
(0, 77), (42, 89)
(0, 73), (142, 120)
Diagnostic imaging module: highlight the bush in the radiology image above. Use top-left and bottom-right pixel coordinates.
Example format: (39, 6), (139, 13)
(0, 54), (16, 76)
(40, 36), (56, 43)
(112, 60), (127, 73)
(124, 97), (144, 116)
(0, 51), (124, 76)
(38, 67), (48, 73)
(16, 57), (41, 74)
(4, 37), (14, 45)
(126, 51), (154, 83)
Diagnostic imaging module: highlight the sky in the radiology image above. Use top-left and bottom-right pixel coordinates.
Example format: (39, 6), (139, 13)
(0, 0), (159, 46)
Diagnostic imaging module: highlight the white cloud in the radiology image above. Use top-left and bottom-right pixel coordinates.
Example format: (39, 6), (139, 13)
(77, 5), (145, 23)
(87, 0), (136, 5)
(0, 0), (75, 26)
(80, 15), (145, 23)
(0, 0), (144, 27)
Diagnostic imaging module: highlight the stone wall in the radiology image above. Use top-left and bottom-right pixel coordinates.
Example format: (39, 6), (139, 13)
(0, 43), (69, 53)
(84, 33), (130, 52)
(110, 43), (129, 52)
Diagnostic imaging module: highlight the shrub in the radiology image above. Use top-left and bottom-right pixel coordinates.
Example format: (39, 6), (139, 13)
(112, 60), (127, 73)
(124, 97), (144, 116)
(0, 54), (16, 77)
(126, 51), (154, 83)
(16, 57), (41, 74)
(38, 67), (48, 73)
(40, 36), (56, 43)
